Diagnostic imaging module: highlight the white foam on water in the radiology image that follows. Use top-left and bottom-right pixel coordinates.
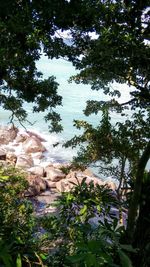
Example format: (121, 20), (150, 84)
(0, 125), (77, 166)
(22, 127), (77, 164)
(37, 130), (77, 164)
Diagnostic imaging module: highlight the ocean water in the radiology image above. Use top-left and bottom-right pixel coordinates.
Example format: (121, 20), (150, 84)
(0, 56), (133, 166)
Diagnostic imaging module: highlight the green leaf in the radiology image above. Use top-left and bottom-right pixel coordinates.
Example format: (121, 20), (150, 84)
(16, 254), (22, 267)
(120, 244), (137, 253)
(96, 204), (101, 212)
(67, 253), (86, 263)
(87, 240), (103, 252)
(0, 241), (12, 267)
(85, 253), (97, 267)
(79, 205), (87, 215)
(39, 253), (47, 260)
(118, 250), (133, 267)
(0, 175), (9, 181)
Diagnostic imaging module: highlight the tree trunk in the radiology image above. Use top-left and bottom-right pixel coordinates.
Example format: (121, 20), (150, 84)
(133, 173), (150, 267)
(117, 157), (126, 197)
(126, 141), (150, 242)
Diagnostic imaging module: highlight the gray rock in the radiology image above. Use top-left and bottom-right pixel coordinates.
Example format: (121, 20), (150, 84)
(16, 154), (34, 169)
(6, 152), (17, 165)
(28, 166), (44, 176)
(45, 180), (56, 189)
(26, 174), (47, 195)
(0, 125), (18, 144)
(22, 136), (46, 153)
(45, 167), (66, 182)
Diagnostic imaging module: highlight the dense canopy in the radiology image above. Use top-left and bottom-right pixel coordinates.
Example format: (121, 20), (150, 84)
(0, 1), (150, 266)
(0, 0), (72, 131)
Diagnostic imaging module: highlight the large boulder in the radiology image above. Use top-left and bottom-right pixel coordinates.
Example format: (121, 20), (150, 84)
(15, 133), (28, 143)
(45, 180), (56, 189)
(82, 168), (95, 177)
(31, 152), (44, 160)
(52, 162), (70, 169)
(45, 166), (66, 182)
(6, 152), (17, 165)
(26, 174), (46, 196)
(104, 181), (117, 191)
(22, 136), (46, 153)
(55, 176), (105, 193)
(65, 170), (79, 180)
(16, 154), (34, 169)
(55, 179), (70, 193)
(0, 160), (9, 167)
(28, 166), (45, 176)
(0, 125), (18, 144)
(26, 131), (46, 142)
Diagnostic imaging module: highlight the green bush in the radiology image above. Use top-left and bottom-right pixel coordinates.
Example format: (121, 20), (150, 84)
(0, 167), (137, 266)
(0, 166), (46, 266)
(40, 179), (135, 267)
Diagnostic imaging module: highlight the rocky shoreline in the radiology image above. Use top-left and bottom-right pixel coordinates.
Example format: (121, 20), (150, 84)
(0, 125), (117, 216)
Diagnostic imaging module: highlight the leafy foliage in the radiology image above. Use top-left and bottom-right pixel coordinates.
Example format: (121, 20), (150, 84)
(0, 0), (74, 132)
(0, 166), (46, 266)
(69, 0), (150, 108)
(66, 108), (149, 197)
(64, 0), (150, 249)
(0, 1), (150, 266)
(39, 179), (135, 267)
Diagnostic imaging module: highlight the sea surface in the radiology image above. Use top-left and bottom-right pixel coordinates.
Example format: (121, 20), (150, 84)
(0, 56), (133, 171)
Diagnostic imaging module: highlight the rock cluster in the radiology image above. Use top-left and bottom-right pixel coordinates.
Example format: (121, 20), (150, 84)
(0, 125), (117, 197)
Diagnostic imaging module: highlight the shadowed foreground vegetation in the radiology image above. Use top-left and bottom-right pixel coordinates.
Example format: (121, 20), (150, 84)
(0, 166), (150, 266)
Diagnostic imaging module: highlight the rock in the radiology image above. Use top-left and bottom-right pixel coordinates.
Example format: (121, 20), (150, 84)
(83, 168), (95, 177)
(22, 136), (46, 153)
(28, 166), (44, 176)
(41, 162), (54, 168)
(55, 177), (83, 193)
(4, 147), (15, 153)
(26, 131), (46, 142)
(52, 162), (70, 169)
(0, 160), (8, 167)
(55, 179), (70, 192)
(16, 154), (34, 169)
(45, 166), (66, 182)
(66, 170), (94, 180)
(55, 176), (105, 193)
(104, 181), (117, 191)
(0, 125), (18, 144)
(65, 170), (78, 180)
(45, 180), (56, 189)
(6, 152), (17, 165)
(26, 174), (46, 195)
(31, 152), (44, 160)
(90, 176), (105, 187)
(0, 149), (6, 160)
(15, 133), (28, 143)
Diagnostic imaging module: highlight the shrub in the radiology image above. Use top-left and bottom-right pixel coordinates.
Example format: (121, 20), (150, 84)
(40, 179), (135, 266)
(0, 166), (46, 266)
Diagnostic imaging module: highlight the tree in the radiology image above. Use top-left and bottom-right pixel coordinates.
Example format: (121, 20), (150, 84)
(0, 0), (76, 132)
(0, 0), (150, 260)
(63, 0), (150, 246)
(66, 109), (149, 197)
(69, 0), (150, 106)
